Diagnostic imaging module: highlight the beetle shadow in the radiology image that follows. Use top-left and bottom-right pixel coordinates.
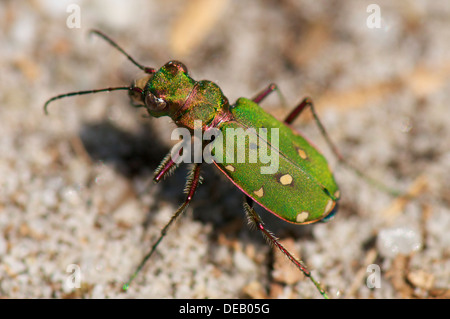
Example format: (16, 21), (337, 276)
(79, 119), (186, 229)
(189, 165), (316, 256)
(78, 119), (315, 269)
(78, 119), (246, 233)
(79, 120), (167, 178)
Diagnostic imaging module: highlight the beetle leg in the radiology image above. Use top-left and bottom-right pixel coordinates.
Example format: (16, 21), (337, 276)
(243, 196), (329, 299)
(252, 83), (287, 108)
(123, 163), (202, 291)
(153, 147), (184, 182)
(284, 97), (344, 159)
(286, 97), (402, 196)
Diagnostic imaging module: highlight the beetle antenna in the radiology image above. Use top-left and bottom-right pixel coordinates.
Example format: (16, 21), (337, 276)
(43, 86), (138, 115)
(89, 29), (156, 74)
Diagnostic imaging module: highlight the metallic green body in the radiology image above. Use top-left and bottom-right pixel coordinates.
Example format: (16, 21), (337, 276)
(132, 61), (339, 224)
(212, 98), (339, 224)
(143, 62), (230, 130)
(44, 32), (338, 297)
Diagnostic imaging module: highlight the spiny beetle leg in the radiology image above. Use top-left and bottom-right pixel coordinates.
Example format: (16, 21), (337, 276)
(243, 196), (329, 299)
(286, 97), (402, 196)
(123, 163), (202, 291)
(153, 147), (183, 183)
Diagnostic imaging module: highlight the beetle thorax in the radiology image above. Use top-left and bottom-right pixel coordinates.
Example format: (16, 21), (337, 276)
(131, 61), (231, 131)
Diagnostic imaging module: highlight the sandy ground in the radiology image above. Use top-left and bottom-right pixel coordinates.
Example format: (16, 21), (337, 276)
(1, 0), (449, 298)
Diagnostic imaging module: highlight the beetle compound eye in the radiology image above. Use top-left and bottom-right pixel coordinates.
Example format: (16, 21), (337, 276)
(145, 92), (167, 111)
(166, 60), (188, 75)
(174, 61), (188, 74)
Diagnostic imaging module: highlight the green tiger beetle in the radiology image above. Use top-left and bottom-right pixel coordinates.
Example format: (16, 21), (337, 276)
(44, 30), (401, 299)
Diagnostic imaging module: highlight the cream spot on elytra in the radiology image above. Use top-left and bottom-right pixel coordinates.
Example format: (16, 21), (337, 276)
(253, 187), (264, 198)
(324, 199), (334, 215)
(297, 147), (307, 159)
(296, 211), (309, 223)
(225, 165), (235, 172)
(279, 174), (293, 185)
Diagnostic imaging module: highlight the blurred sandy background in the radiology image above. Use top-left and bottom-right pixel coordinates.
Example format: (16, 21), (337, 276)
(1, 0), (449, 298)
